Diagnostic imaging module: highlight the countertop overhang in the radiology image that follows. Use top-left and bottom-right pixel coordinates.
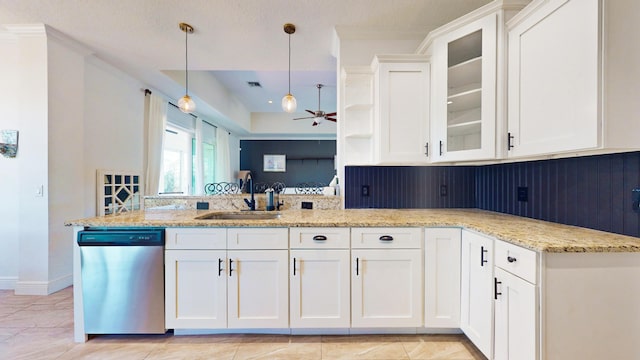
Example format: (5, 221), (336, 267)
(66, 208), (640, 253)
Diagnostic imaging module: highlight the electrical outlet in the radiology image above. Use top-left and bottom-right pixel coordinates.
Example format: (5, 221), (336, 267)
(517, 186), (528, 202)
(362, 185), (370, 197)
(196, 202), (209, 210)
(633, 189), (640, 213)
(301, 201), (313, 209)
(440, 185), (447, 197)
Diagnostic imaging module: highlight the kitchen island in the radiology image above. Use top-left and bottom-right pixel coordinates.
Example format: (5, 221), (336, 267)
(67, 209), (640, 360)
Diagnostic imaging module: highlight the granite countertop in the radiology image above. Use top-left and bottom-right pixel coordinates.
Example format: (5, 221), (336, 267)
(65, 208), (640, 253)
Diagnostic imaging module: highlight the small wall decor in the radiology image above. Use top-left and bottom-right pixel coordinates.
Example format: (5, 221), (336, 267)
(0, 130), (18, 158)
(263, 154), (286, 172)
(97, 169), (143, 215)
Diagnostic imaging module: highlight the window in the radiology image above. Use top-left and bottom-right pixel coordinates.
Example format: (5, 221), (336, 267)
(159, 105), (216, 195)
(160, 125), (193, 194)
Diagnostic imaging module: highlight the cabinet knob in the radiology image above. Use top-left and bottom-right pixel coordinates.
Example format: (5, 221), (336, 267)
(507, 256), (517, 263)
(313, 235), (327, 241)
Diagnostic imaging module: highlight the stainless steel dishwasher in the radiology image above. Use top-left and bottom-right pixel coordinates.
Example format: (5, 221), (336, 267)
(77, 228), (165, 334)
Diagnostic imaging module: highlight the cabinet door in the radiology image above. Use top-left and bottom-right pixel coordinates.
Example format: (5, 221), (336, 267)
(424, 228), (461, 328)
(165, 250), (227, 329)
(460, 230), (494, 359)
(375, 59), (430, 164)
(494, 267), (537, 360)
(431, 13), (497, 162)
(227, 250), (289, 328)
(507, 0), (599, 157)
(290, 250), (350, 328)
(351, 249), (422, 327)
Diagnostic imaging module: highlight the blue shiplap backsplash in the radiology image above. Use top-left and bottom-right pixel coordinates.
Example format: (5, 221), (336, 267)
(345, 151), (640, 237)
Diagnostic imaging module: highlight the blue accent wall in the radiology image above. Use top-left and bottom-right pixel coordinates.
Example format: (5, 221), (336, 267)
(345, 151), (640, 237)
(344, 166), (476, 209)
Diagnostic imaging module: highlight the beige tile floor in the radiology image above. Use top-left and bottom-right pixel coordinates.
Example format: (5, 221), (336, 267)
(0, 287), (486, 360)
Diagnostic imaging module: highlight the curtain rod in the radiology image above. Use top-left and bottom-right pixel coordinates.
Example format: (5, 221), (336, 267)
(144, 88), (228, 133)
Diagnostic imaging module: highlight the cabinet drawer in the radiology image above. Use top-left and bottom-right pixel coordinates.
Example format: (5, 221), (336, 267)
(495, 240), (537, 284)
(165, 228), (226, 249)
(227, 228), (288, 249)
(289, 227), (350, 249)
(351, 227), (422, 249)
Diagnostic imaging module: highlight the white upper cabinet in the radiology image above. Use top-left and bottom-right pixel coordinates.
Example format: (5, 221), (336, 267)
(372, 55), (431, 164)
(430, 13), (497, 162)
(506, 0), (640, 158)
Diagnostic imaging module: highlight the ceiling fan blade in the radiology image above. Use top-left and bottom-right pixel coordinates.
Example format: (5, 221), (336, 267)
(293, 116), (314, 120)
(325, 112), (337, 117)
(326, 118), (337, 122)
(305, 109), (316, 115)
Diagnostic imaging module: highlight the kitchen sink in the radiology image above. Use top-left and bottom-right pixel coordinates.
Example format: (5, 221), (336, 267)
(195, 211), (281, 220)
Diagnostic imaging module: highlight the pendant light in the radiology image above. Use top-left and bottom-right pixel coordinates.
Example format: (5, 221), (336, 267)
(281, 23), (297, 113)
(178, 22), (196, 113)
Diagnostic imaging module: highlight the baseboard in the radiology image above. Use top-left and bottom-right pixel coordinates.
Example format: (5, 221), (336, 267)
(0, 276), (18, 290)
(14, 273), (72, 295)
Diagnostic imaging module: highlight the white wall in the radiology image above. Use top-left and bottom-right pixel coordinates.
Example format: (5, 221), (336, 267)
(83, 57), (145, 217)
(46, 35), (87, 289)
(0, 24), (147, 294)
(0, 35), (20, 289)
(6, 26), (52, 294)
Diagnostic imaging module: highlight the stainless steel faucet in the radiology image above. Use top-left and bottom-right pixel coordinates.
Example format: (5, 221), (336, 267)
(243, 172), (256, 211)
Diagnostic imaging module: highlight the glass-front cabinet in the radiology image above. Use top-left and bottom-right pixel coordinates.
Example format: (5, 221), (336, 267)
(431, 13), (497, 162)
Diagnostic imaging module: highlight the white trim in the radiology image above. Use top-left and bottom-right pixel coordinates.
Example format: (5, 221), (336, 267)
(14, 274), (72, 295)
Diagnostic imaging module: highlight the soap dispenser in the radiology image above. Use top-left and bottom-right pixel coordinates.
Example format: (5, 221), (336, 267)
(265, 188), (275, 211)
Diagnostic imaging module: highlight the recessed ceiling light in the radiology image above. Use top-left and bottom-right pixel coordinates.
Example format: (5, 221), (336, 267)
(447, 101), (453, 104)
(268, 100), (273, 104)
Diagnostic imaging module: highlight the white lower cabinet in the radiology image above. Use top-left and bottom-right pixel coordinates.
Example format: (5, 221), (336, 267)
(227, 249), (289, 328)
(289, 227), (351, 328)
(164, 227), (289, 330)
(351, 228), (423, 327)
(460, 230), (494, 359)
(165, 250), (227, 329)
(290, 250), (350, 328)
(494, 267), (537, 360)
(424, 228), (461, 328)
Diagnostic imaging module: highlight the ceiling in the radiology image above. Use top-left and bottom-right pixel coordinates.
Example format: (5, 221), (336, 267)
(0, 0), (492, 135)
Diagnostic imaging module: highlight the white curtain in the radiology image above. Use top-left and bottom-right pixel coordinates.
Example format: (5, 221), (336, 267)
(145, 94), (167, 195)
(193, 117), (204, 195)
(215, 128), (231, 182)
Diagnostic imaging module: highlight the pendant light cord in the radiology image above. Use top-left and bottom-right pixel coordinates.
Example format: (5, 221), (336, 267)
(288, 32), (291, 94)
(185, 27), (189, 96)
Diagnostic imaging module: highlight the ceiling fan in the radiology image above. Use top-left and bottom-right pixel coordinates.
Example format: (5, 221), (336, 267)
(293, 84), (337, 126)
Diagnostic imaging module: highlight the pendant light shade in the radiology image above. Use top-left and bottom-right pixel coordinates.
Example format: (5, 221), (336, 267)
(178, 22), (196, 113)
(282, 23), (297, 113)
